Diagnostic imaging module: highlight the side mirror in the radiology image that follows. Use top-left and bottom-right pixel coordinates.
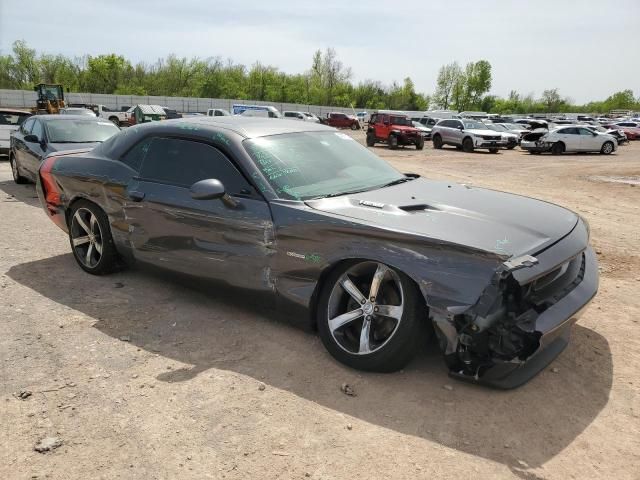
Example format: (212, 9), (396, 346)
(24, 134), (39, 143)
(190, 178), (225, 200)
(458, 126), (464, 130)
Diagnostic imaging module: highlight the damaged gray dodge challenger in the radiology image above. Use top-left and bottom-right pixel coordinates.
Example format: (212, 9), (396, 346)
(35, 117), (598, 388)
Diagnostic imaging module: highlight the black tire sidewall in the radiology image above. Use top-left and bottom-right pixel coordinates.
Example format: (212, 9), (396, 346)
(433, 135), (443, 149)
(463, 137), (474, 152)
(316, 261), (423, 372)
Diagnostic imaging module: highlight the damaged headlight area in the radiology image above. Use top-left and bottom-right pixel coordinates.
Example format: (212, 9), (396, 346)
(432, 252), (587, 386)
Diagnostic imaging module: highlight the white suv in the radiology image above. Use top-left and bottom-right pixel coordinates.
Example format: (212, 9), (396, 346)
(431, 119), (506, 153)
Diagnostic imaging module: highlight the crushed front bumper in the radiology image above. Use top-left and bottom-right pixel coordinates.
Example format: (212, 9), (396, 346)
(520, 140), (552, 153)
(450, 246), (598, 389)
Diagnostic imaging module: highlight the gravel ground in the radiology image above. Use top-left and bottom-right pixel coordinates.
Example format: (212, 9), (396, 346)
(1, 139), (639, 479)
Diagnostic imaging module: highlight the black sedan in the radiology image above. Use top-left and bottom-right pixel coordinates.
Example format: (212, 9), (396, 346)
(9, 114), (120, 184)
(35, 117), (598, 388)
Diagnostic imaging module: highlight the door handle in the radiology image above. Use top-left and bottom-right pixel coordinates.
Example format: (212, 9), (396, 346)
(128, 190), (145, 202)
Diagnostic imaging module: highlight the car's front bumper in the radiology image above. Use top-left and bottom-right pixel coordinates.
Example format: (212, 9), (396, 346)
(0, 139), (9, 155)
(450, 246), (599, 389)
(475, 138), (507, 148)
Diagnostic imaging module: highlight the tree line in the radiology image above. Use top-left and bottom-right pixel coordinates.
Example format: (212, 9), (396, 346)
(1, 41), (638, 114)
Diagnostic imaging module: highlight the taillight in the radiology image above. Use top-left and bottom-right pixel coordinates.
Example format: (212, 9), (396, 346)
(40, 156), (62, 209)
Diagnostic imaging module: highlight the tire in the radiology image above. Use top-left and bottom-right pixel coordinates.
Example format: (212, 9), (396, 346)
(388, 135), (398, 150)
(432, 134), (443, 149)
(109, 116), (120, 126)
(68, 200), (121, 275)
(507, 144), (516, 150)
(600, 141), (614, 155)
(366, 132), (376, 147)
(455, 145), (463, 150)
(551, 142), (565, 155)
(415, 136), (425, 150)
(351, 122), (358, 130)
(317, 261), (424, 372)
(10, 154), (28, 184)
(462, 137), (474, 153)
(489, 148), (499, 154)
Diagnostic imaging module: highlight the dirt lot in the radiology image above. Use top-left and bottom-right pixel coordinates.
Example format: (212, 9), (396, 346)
(1, 138), (639, 480)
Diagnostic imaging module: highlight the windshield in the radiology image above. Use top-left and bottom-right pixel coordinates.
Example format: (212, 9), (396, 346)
(45, 120), (120, 143)
(488, 124), (507, 131)
(0, 111), (30, 126)
(390, 116), (412, 126)
(463, 120), (487, 129)
(61, 109), (95, 116)
(244, 131), (404, 200)
(412, 121), (426, 129)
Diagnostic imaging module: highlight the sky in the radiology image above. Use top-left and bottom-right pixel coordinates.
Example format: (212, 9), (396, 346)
(1, 0), (639, 103)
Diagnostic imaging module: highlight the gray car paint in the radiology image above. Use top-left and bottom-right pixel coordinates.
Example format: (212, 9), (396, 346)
(35, 117), (599, 388)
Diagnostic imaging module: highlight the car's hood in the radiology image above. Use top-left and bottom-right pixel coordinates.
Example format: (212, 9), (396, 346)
(49, 142), (101, 152)
(467, 128), (503, 136)
(305, 178), (578, 258)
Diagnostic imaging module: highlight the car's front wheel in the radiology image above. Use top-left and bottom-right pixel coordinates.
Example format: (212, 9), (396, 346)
(600, 141), (614, 155)
(9, 154), (27, 184)
(415, 136), (425, 150)
(366, 132), (376, 147)
(351, 122), (359, 130)
(68, 200), (121, 275)
(462, 137), (474, 153)
(432, 134), (443, 149)
(388, 135), (398, 150)
(489, 148), (499, 154)
(551, 142), (565, 155)
(317, 261), (424, 372)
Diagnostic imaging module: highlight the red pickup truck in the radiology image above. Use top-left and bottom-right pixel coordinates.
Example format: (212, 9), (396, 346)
(323, 112), (361, 130)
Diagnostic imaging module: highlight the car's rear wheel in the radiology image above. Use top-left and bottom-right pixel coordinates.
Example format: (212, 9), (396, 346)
(462, 137), (474, 153)
(317, 261), (424, 372)
(507, 144), (516, 150)
(366, 132), (376, 147)
(415, 136), (425, 150)
(600, 141), (614, 155)
(68, 200), (121, 275)
(551, 142), (565, 155)
(432, 134), (443, 149)
(388, 135), (398, 150)
(351, 122), (358, 130)
(109, 116), (120, 126)
(10, 155), (27, 184)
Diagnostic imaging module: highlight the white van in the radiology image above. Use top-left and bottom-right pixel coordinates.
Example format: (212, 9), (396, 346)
(232, 104), (282, 118)
(0, 109), (32, 155)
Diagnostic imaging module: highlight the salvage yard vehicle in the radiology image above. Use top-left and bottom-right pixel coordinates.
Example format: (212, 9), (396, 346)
(431, 119), (506, 153)
(86, 104), (129, 126)
(10, 115), (119, 184)
(323, 112), (361, 130)
(59, 107), (96, 117)
(411, 121), (432, 140)
(283, 111), (321, 123)
(33, 83), (65, 114)
(206, 108), (231, 117)
(35, 117), (598, 388)
(233, 104), (282, 118)
(0, 108), (31, 155)
(366, 113), (424, 149)
(520, 126), (617, 155)
(485, 123), (518, 149)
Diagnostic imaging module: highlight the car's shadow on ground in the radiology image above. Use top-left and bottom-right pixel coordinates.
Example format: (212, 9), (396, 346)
(8, 253), (612, 476)
(0, 180), (41, 208)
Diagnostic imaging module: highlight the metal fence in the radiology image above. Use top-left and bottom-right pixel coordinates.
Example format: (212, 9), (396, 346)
(0, 89), (361, 117)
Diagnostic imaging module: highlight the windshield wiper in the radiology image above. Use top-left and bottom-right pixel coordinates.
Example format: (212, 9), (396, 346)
(378, 176), (414, 189)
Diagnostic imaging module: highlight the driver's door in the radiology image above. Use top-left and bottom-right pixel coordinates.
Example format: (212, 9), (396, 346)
(376, 114), (390, 139)
(578, 127), (599, 151)
(122, 136), (275, 291)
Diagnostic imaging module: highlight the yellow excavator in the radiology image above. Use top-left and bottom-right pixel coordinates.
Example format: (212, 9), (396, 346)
(33, 84), (65, 114)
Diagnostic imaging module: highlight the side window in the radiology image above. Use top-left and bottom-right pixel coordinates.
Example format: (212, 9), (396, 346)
(578, 128), (593, 136)
(21, 117), (35, 134)
(120, 137), (153, 172)
(440, 120), (452, 128)
(31, 120), (44, 140)
(139, 137), (253, 195)
(370, 114), (377, 124)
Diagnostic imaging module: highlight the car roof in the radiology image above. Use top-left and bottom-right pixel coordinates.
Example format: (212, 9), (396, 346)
(164, 116), (333, 138)
(0, 108), (31, 115)
(35, 114), (113, 122)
